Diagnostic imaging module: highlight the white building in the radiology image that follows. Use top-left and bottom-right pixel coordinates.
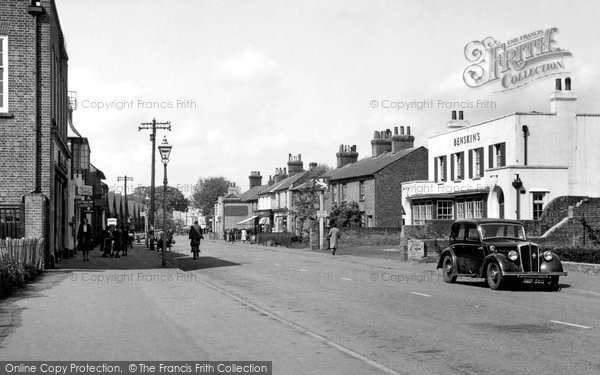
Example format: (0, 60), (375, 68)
(403, 77), (600, 224)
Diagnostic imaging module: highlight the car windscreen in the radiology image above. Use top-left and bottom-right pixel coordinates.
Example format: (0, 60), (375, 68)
(480, 224), (526, 240)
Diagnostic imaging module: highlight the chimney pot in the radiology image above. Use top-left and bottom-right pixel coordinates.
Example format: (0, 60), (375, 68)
(407, 126), (411, 135)
(394, 126), (398, 135)
(451, 110), (457, 120)
(400, 126), (405, 135)
(458, 111), (464, 120)
(555, 78), (562, 91)
(565, 77), (571, 91)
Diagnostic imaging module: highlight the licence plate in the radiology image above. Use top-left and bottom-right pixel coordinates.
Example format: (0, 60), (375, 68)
(523, 279), (548, 285)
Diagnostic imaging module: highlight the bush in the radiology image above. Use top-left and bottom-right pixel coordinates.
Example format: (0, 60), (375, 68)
(551, 248), (600, 264)
(0, 260), (26, 299)
(257, 233), (293, 247)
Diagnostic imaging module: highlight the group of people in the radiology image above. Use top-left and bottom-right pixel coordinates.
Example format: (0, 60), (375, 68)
(223, 228), (249, 243)
(76, 219), (133, 261)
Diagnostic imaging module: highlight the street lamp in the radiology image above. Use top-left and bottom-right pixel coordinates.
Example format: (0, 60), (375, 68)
(158, 136), (172, 267)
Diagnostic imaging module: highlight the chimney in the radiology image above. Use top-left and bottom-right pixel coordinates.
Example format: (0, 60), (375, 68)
(447, 111), (469, 129)
(273, 167), (287, 183)
(391, 125), (415, 152)
(371, 128), (392, 157)
(287, 153), (304, 176)
(268, 175), (274, 186)
(549, 77), (577, 116)
(227, 182), (239, 197)
(336, 144), (359, 168)
(248, 171), (262, 189)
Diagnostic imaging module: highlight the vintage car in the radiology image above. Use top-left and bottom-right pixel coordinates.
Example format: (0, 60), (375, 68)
(438, 219), (567, 290)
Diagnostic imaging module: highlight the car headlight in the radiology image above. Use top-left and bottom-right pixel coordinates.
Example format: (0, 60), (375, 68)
(490, 245), (496, 252)
(508, 250), (518, 261)
(543, 251), (553, 261)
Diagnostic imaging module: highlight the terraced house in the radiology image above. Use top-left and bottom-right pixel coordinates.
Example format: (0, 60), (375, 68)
(325, 127), (428, 227)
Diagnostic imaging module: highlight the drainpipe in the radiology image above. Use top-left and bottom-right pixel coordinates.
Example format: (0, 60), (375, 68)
(522, 125), (528, 166)
(512, 174), (523, 220)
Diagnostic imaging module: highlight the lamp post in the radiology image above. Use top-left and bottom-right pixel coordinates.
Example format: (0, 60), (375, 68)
(158, 136), (172, 267)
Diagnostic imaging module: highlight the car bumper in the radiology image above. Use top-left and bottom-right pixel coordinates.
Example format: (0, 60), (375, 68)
(503, 272), (567, 278)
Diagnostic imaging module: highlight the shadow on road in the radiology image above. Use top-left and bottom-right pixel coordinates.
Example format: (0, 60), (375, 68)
(167, 256), (240, 272)
(454, 278), (571, 292)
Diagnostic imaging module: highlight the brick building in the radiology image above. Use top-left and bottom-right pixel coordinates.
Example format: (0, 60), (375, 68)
(0, 0), (70, 267)
(325, 127), (428, 227)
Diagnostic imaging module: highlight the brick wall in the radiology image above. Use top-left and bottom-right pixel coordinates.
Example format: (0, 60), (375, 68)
(374, 147), (428, 227)
(337, 227), (401, 247)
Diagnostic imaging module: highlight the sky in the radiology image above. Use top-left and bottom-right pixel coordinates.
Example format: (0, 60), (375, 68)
(56, 0), (600, 197)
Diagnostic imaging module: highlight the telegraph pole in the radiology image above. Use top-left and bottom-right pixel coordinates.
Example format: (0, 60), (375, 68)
(117, 175), (134, 225)
(139, 118), (171, 249)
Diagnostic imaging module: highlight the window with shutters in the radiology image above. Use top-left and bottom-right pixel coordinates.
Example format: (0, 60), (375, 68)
(453, 152), (464, 181)
(474, 148), (483, 178)
(495, 143), (506, 167)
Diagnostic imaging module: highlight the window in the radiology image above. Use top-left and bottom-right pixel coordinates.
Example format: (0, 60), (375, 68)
(341, 184), (347, 202)
(359, 181), (365, 201)
(332, 184), (337, 203)
(455, 152), (464, 180)
(488, 143), (506, 168)
(437, 200), (454, 220)
(532, 192), (545, 220)
(413, 201), (432, 225)
(456, 202), (465, 219)
(457, 198), (484, 219)
(470, 148), (484, 178)
(0, 36), (7, 112)
(435, 156), (447, 182)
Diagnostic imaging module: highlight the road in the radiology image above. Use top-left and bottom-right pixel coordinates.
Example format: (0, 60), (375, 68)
(1, 236), (599, 374)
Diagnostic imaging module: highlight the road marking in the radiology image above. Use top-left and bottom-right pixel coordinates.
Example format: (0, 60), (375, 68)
(341, 277), (352, 281)
(299, 268), (308, 272)
(549, 320), (591, 329)
(410, 292), (432, 298)
(193, 278), (404, 375)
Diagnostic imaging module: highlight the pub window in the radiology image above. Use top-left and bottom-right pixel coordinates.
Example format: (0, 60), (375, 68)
(456, 202), (465, 219)
(470, 148), (484, 178)
(474, 200), (483, 218)
(465, 201), (474, 218)
(412, 201), (432, 225)
(341, 183), (347, 202)
(435, 156), (447, 182)
(437, 200), (454, 220)
(0, 36), (7, 112)
(455, 152), (464, 180)
(532, 192), (545, 220)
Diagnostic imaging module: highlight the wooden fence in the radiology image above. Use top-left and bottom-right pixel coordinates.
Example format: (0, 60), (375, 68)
(0, 237), (45, 271)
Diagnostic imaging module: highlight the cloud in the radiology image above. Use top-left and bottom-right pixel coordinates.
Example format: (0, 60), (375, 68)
(220, 48), (281, 87)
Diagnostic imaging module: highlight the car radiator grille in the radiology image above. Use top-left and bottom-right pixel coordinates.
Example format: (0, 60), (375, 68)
(519, 244), (540, 272)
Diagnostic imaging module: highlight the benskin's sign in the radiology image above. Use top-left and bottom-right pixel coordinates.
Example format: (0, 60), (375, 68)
(453, 132), (481, 147)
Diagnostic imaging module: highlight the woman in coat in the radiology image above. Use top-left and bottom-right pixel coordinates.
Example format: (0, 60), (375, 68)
(77, 218), (93, 261)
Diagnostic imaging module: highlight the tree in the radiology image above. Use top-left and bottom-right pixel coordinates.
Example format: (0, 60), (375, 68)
(131, 186), (189, 213)
(291, 188), (320, 242)
(191, 176), (231, 218)
(329, 201), (363, 227)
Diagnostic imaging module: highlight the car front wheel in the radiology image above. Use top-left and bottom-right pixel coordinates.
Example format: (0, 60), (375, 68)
(442, 255), (457, 283)
(486, 262), (504, 290)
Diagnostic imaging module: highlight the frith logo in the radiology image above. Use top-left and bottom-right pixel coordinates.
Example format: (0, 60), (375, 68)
(463, 28), (572, 92)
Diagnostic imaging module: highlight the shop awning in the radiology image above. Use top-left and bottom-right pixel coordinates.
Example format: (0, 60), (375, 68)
(259, 217), (270, 225)
(236, 215), (257, 225)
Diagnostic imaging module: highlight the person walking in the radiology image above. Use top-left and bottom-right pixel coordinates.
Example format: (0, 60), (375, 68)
(189, 221), (203, 259)
(77, 218), (93, 261)
(121, 224), (129, 256)
(241, 229), (248, 244)
(112, 223), (122, 258)
(327, 221), (341, 256)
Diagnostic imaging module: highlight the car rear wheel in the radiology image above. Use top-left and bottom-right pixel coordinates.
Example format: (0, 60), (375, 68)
(486, 262), (504, 290)
(442, 255), (457, 283)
